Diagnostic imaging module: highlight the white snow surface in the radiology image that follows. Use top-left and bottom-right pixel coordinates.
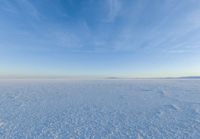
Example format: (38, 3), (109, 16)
(0, 79), (200, 139)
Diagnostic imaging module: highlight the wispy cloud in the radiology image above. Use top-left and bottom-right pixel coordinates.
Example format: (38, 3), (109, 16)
(103, 0), (122, 22)
(18, 0), (41, 19)
(1, 0), (200, 54)
(0, 0), (41, 20)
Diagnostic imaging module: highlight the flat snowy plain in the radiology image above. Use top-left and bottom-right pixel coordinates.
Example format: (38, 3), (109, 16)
(0, 79), (200, 139)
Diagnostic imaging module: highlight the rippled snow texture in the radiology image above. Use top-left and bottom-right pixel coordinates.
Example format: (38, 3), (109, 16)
(0, 79), (200, 139)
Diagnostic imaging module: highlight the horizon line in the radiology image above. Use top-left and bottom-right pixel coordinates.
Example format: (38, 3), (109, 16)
(0, 75), (200, 80)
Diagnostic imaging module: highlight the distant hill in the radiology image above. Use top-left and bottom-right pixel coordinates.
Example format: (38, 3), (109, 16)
(179, 76), (200, 79)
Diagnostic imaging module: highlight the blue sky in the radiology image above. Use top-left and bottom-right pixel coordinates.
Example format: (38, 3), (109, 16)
(0, 0), (200, 78)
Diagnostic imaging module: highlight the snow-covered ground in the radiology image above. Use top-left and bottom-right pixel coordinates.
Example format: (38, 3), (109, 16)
(0, 79), (199, 139)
